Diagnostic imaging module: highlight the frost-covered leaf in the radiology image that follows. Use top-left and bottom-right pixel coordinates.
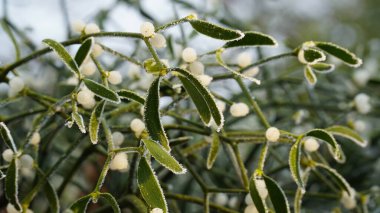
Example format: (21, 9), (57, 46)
(43, 179), (60, 213)
(314, 163), (353, 196)
(74, 37), (94, 67)
(117, 89), (145, 105)
(43, 39), (80, 76)
(99, 193), (121, 213)
(83, 79), (120, 104)
(172, 68), (224, 130)
(299, 48), (326, 64)
(144, 77), (170, 150)
(89, 100), (106, 144)
(326, 125), (367, 147)
(310, 63), (335, 73)
(72, 112), (86, 133)
(315, 42), (362, 67)
(289, 136), (304, 189)
(142, 138), (186, 174)
(177, 74), (212, 125)
(304, 66), (317, 86)
(206, 131), (220, 169)
(263, 174), (290, 213)
(189, 19), (243, 40)
(5, 158), (21, 211)
(305, 129), (342, 161)
(249, 173), (266, 213)
(223, 31), (277, 48)
(137, 157), (167, 212)
(0, 122), (18, 152)
(70, 195), (92, 213)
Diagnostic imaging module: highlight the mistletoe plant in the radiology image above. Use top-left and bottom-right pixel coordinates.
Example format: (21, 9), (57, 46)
(0, 9), (371, 213)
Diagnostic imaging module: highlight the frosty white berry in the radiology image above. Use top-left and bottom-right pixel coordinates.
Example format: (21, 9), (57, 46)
(77, 89), (96, 109)
(8, 76), (25, 97)
(2, 148), (14, 162)
(189, 61), (204, 75)
(230, 102), (249, 117)
(80, 62), (96, 76)
(354, 93), (371, 114)
(30, 132), (41, 145)
(265, 127), (280, 142)
(197, 74), (213, 86)
(182, 47), (197, 63)
(216, 100), (226, 112)
(340, 191), (357, 210)
(150, 33), (166, 48)
(150, 208), (163, 213)
(130, 118), (145, 137)
(237, 52), (252, 67)
(110, 153), (129, 171)
(140, 22), (155, 37)
(107, 71), (123, 85)
(71, 20), (85, 33)
(84, 23), (100, 34)
(243, 67), (260, 77)
(244, 193), (253, 205)
(304, 137), (320, 152)
(215, 193), (228, 205)
(244, 204), (258, 213)
(112, 131), (124, 146)
(92, 43), (103, 57)
(20, 154), (34, 168)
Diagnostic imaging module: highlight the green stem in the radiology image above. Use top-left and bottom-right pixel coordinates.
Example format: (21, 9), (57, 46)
(231, 144), (249, 189)
(257, 142), (269, 172)
(155, 16), (189, 32)
(143, 37), (163, 69)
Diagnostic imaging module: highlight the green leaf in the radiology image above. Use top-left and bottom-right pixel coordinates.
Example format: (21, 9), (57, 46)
(189, 19), (243, 40)
(289, 136), (304, 189)
(0, 122), (18, 152)
(89, 100), (106, 144)
(72, 112), (86, 133)
(43, 39), (80, 76)
(206, 131), (220, 169)
(263, 174), (290, 213)
(70, 195), (92, 213)
(117, 89), (145, 105)
(305, 129), (342, 161)
(314, 163), (353, 196)
(43, 180), (60, 213)
(142, 138), (186, 174)
(144, 77), (170, 150)
(83, 79), (120, 103)
(310, 63), (335, 73)
(299, 48), (326, 64)
(304, 66), (317, 86)
(172, 68), (224, 130)
(137, 157), (167, 212)
(315, 42), (362, 67)
(326, 125), (367, 147)
(74, 37), (94, 67)
(223, 31), (277, 48)
(249, 173), (267, 213)
(177, 74), (212, 125)
(5, 158), (21, 211)
(99, 193), (121, 213)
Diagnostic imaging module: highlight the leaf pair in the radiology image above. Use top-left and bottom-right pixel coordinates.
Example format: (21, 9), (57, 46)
(249, 173), (290, 213)
(172, 68), (224, 131)
(70, 193), (120, 213)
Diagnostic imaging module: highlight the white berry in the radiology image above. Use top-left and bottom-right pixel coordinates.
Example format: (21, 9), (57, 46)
(80, 62), (96, 76)
(245, 193), (253, 205)
(140, 22), (155, 37)
(354, 93), (371, 114)
(189, 61), (204, 75)
(237, 52), (252, 67)
(107, 71), (123, 85)
(2, 149), (14, 162)
(304, 138), (320, 152)
(265, 127), (280, 142)
(197, 75), (213, 86)
(150, 208), (163, 213)
(340, 191), (357, 210)
(130, 118), (145, 137)
(20, 154), (34, 168)
(182, 47), (197, 63)
(215, 193), (228, 206)
(216, 101), (226, 112)
(243, 67), (260, 77)
(72, 20), (85, 33)
(30, 132), (41, 145)
(353, 69), (371, 87)
(228, 196), (239, 208)
(255, 178), (268, 199)
(92, 44), (103, 57)
(77, 90), (95, 106)
(6, 204), (19, 213)
(84, 23), (100, 34)
(150, 33), (166, 48)
(112, 131), (124, 146)
(353, 120), (366, 132)
(9, 76), (25, 93)
(230, 102), (249, 117)
(244, 204), (259, 213)
(110, 153), (129, 171)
